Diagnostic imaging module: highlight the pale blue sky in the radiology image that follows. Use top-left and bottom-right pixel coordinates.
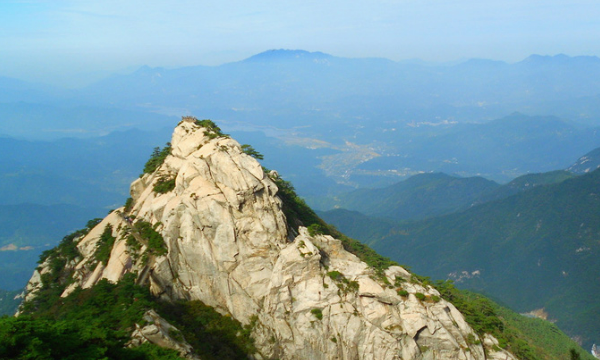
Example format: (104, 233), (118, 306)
(2, 0), (600, 86)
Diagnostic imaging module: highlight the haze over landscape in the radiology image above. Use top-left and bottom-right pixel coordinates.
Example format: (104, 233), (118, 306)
(3, 0), (600, 86)
(2, 1), (600, 359)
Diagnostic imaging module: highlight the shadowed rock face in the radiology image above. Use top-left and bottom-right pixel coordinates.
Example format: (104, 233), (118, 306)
(25, 119), (516, 360)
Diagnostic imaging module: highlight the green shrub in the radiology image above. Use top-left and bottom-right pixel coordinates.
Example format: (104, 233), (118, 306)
(327, 271), (343, 282)
(194, 119), (229, 139)
(307, 223), (326, 236)
(393, 276), (406, 287)
(397, 289), (409, 297)
(241, 144), (264, 160)
(168, 328), (184, 343)
(126, 234), (141, 253)
(143, 143), (172, 175)
(134, 221), (168, 256)
(124, 197), (134, 212)
(311, 308), (323, 320)
(94, 225), (116, 265)
(153, 175), (176, 194)
(326, 271), (359, 294)
(415, 292), (426, 301)
(467, 333), (481, 345)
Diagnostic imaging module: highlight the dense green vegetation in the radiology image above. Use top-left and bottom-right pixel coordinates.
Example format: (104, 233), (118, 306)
(157, 300), (256, 359)
(314, 172), (500, 220)
(11, 268), (257, 360)
(488, 293), (595, 360)
(434, 281), (538, 358)
(94, 224), (116, 265)
(0, 315), (184, 360)
(143, 143), (172, 175)
(134, 221), (168, 256)
(472, 289), (592, 360)
(365, 167), (600, 349)
(475, 170), (574, 205)
(401, 278), (594, 360)
(8, 274), (183, 360)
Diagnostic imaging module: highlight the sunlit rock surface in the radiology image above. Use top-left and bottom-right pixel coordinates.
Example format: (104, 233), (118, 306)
(26, 119), (516, 360)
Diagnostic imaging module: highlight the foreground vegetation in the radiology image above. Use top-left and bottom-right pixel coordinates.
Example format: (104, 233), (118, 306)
(2, 274), (183, 360)
(7, 271), (255, 360)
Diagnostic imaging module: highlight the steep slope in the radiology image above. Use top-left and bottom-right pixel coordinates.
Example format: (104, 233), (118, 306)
(20, 118), (516, 360)
(319, 171), (575, 246)
(313, 173), (499, 220)
(568, 146), (600, 174)
(368, 168), (600, 350)
(317, 209), (396, 245)
(473, 170), (575, 205)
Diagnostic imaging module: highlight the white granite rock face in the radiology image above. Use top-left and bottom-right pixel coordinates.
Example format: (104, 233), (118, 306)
(129, 310), (200, 360)
(23, 119), (516, 360)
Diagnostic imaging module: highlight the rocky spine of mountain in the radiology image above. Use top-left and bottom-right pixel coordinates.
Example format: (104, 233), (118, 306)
(21, 118), (516, 360)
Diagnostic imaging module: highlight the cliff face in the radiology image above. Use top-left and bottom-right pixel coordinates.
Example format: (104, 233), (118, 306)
(24, 118), (515, 360)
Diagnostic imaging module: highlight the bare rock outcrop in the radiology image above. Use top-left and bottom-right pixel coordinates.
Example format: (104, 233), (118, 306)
(129, 310), (200, 360)
(24, 118), (516, 360)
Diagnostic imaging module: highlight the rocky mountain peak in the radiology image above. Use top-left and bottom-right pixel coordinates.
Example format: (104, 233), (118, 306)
(22, 117), (516, 359)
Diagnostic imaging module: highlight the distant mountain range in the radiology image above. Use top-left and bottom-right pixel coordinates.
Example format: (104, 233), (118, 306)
(0, 128), (170, 207)
(3, 51), (600, 188)
(73, 51), (600, 126)
(316, 170), (577, 220)
(313, 172), (499, 220)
